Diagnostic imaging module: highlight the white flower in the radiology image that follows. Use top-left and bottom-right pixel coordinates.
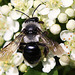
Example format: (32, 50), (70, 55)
(50, 24), (61, 35)
(59, 55), (70, 66)
(70, 50), (75, 60)
(0, 5), (11, 15)
(12, 52), (24, 66)
(3, 17), (20, 41)
(60, 43), (70, 54)
(9, 10), (21, 20)
(48, 8), (60, 20)
(34, 0), (42, 8)
(61, 0), (73, 7)
(46, 19), (55, 29)
(60, 30), (75, 61)
(65, 8), (75, 18)
(66, 19), (75, 31)
(11, 0), (33, 16)
(38, 8), (49, 15)
(42, 57), (56, 73)
(58, 13), (68, 23)
(60, 30), (75, 41)
(6, 67), (19, 75)
(46, 0), (62, 9)
(0, 67), (4, 75)
(34, 4), (50, 15)
(11, 0), (24, 6)
(3, 30), (14, 41)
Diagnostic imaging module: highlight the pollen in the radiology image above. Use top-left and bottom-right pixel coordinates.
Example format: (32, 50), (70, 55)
(70, 35), (72, 37)
(43, 58), (47, 61)
(63, 38), (65, 40)
(25, 70), (27, 72)
(5, 61), (8, 64)
(0, 69), (1, 71)
(68, 38), (70, 40)
(68, 52), (70, 55)
(66, 46), (68, 48)
(12, 64), (14, 67)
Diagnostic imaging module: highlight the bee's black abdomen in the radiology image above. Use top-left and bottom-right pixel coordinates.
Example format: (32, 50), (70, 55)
(23, 42), (41, 64)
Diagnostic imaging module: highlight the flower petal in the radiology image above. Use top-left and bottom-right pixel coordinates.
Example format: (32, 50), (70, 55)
(6, 67), (19, 75)
(60, 43), (70, 53)
(38, 8), (49, 15)
(28, 0), (33, 9)
(59, 55), (70, 66)
(13, 52), (24, 66)
(48, 8), (60, 20)
(13, 21), (19, 32)
(61, 0), (73, 7)
(3, 30), (13, 41)
(9, 10), (21, 20)
(42, 57), (56, 73)
(60, 30), (74, 41)
(0, 67), (4, 75)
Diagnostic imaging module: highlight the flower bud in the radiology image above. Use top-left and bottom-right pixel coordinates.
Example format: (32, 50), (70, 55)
(65, 8), (75, 18)
(66, 19), (75, 31)
(13, 52), (24, 66)
(59, 55), (70, 66)
(19, 64), (27, 72)
(0, 5), (10, 15)
(58, 13), (68, 23)
(50, 24), (61, 35)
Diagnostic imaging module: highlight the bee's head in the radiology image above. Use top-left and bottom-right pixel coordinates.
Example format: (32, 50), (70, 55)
(24, 23), (38, 35)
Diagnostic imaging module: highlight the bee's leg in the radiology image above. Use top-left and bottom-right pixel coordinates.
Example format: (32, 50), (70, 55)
(19, 43), (26, 50)
(37, 42), (49, 57)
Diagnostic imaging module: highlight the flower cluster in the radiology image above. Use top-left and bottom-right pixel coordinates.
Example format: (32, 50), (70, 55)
(0, 0), (75, 75)
(59, 30), (75, 67)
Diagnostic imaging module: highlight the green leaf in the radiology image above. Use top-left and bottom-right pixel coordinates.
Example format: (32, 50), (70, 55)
(23, 69), (47, 75)
(53, 70), (58, 75)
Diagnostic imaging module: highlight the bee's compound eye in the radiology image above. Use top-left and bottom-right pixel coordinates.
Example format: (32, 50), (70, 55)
(23, 42), (41, 64)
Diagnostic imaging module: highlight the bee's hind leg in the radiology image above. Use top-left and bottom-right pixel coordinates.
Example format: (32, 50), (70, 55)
(37, 42), (49, 57)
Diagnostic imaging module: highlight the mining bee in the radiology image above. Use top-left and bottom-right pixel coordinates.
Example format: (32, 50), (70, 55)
(0, 4), (64, 67)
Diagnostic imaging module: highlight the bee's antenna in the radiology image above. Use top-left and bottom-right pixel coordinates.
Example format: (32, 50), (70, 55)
(16, 10), (30, 18)
(32, 3), (44, 17)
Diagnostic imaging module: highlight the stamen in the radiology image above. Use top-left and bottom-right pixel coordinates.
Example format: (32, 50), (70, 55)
(68, 52), (70, 55)
(63, 38), (65, 40)
(70, 49), (72, 51)
(70, 35), (72, 37)
(68, 38), (70, 40)
(66, 46), (68, 48)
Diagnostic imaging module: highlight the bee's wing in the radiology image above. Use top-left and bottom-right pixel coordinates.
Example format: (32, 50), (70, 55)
(37, 28), (64, 56)
(0, 32), (25, 61)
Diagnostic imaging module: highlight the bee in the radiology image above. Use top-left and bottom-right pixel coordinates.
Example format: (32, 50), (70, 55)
(0, 4), (64, 67)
